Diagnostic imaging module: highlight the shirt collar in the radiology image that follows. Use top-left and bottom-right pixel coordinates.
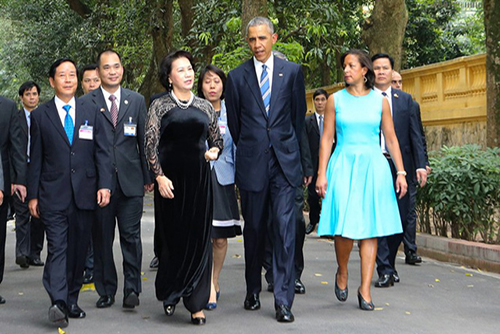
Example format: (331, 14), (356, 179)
(54, 95), (76, 111)
(253, 55), (274, 73)
(374, 86), (392, 97)
(101, 86), (121, 104)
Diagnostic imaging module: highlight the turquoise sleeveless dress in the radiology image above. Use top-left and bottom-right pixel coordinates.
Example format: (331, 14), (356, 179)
(317, 89), (403, 239)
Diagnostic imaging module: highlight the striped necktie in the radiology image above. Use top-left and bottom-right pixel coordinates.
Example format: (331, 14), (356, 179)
(109, 94), (118, 127)
(260, 64), (271, 115)
(63, 104), (74, 145)
(319, 115), (324, 138)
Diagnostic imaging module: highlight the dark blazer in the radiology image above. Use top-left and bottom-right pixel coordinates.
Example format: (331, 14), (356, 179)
(0, 96), (27, 187)
(305, 113), (336, 175)
(81, 87), (151, 196)
(27, 97), (112, 211)
(391, 89), (426, 174)
(226, 56), (307, 191)
(413, 100), (430, 167)
(17, 109), (29, 162)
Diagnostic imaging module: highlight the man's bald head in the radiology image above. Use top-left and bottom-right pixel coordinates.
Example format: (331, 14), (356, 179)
(391, 71), (403, 90)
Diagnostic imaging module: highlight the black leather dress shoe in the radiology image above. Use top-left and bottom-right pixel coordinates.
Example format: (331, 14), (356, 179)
(48, 301), (68, 328)
(96, 295), (115, 308)
(393, 271), (400, 283)
(405, 252), (422, 265)
(267, 282), (274, 292)
(163, 302), (175, 316)
(82, 271), (93, 284)
(149, 256), (159, 269)
(0, 295), (5, 304)
(16, 255), (29, 269)
(305, 223), (316, 235)
(294, 279), (306, 294)
(374, 274), (394, 288)
(123, 291), (140, 308)
(244, 293), (260, 310)
(28, 258), (44, 266)
(68, 304), (86, 318)
(276, 304), (294, 322)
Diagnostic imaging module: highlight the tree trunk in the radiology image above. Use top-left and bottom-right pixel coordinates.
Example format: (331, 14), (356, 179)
(361, 0), (408, 71)
(139, 0), (174, 104)
(241, 0), (267, 38)
(65, 0), (92, 18)
(179, 0), (195, 49)
(320, 61), (331, 87)
(484, 0), (500, 147)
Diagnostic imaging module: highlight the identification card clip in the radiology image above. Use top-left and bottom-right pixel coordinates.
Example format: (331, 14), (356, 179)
(79, 120), (93, 140)
(124, 117), (137, 136)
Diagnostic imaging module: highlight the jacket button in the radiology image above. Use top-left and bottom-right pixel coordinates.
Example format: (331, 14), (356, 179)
(70, 152), (75, 156)
(267, 127), (270, 131)
(71, 169), (75, 173)
(264, 149), (269, 154)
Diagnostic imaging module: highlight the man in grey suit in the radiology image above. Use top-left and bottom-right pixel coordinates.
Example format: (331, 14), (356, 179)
(81, 50), (152, 310)
(0, 95), (27, 305)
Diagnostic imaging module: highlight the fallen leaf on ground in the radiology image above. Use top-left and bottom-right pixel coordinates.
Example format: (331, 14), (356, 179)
(467, 285), (474, 288)
(466, 273), (473, 277)
(405, 311), (411, 315)
(314, 273), (323, 277)
(374, 307), (383, 311)
(58, 328), (66, 334)
(321, 281), (329, 285)
(232, 254), (241, 258)
(435, 279), (440, 282)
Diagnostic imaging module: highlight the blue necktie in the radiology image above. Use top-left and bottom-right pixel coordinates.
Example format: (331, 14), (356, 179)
(63, 104), (74, 145)
(260, 64), (271, 115)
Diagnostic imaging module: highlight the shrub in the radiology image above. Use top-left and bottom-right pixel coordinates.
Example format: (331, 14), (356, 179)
(416, 145), (500, 243)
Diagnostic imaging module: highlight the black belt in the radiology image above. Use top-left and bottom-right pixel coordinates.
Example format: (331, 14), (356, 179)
(383, 152), (391, 159)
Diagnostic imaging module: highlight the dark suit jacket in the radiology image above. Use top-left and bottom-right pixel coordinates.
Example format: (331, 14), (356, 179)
(81, 87), (151, 196)
(305, 113), (336, 175)
(18, 109), (29, 162)
(391, 89), (426, 175)
(225, 56), (307, 191)
(0, 96), (27, 188)
(27, 97), (112, 212)
(413, 100), (430, 167)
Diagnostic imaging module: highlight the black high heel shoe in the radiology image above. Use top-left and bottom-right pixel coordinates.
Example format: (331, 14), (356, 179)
(191, 314), (206, 325)
(163, 302), (175, 316)
(357, 289), (374, 311)
(334, 271), (348, 302)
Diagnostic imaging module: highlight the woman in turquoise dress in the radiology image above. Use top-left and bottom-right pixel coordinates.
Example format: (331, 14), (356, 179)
(315, 49), (407, 311)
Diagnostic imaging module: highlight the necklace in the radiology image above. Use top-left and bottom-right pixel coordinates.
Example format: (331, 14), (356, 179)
(170, 91), (194, 109)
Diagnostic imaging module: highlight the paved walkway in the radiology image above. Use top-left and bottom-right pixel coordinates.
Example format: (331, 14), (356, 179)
(1, 194), (499, 334)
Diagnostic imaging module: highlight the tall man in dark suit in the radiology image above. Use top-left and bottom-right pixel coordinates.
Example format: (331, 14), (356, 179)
(304, 89), (331, 235)
(0, 94), (27, 305)
(14, 81), (45, 269)
(391, 70), (430, 264)
(371, 54), (427, 288)
(28, 58), (112, 327)
(81, 50), (152, 310)
(225, 17), (307, 323)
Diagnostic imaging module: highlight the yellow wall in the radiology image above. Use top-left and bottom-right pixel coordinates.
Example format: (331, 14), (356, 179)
(305, 54), (487, 150)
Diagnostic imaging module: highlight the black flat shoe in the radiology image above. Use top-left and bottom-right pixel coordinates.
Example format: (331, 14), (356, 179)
(163, 303), (175, 316)
(267, 283), (274, 292)
(149, 256), (159, 269)
(334, 271), (348, 302)
(96, 295), (115, 308)
(275, 304), (294, 323)
(68, 304), (86, 318)
(244, 293), (260, 310)
(294, 279), (306, 294)
(82, 271), (93, 284)
(191, 315), (206, 325)
(374, 274), (394, 288)
(357, 290), (374, 311)
(16, 255), (29, 269)
(0, 295), (5, 304)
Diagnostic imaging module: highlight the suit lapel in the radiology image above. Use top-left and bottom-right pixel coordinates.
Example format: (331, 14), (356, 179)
(310, 114), (320, 137)
(92, 88), (112, 126)
(268, 56), (284, 122)
(243, 60), (268, 119)
(391, 91), (400, 128)
(18, 110), (28, 137)
(45, 99), (71, 147)
(117, 87), (130, 125)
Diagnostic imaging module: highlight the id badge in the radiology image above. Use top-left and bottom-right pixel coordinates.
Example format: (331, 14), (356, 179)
(124, 117), (137, 137)
(79, 121), (93, 140)
(219, 119), (227, 135)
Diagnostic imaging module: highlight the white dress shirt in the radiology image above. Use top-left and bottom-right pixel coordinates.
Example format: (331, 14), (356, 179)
(101, 86), (121, 112)
(54, 95), (76, 127)
(253, 55), (274, 91)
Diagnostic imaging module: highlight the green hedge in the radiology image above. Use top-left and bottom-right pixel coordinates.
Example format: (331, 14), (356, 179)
(416, 145), (500, 244)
